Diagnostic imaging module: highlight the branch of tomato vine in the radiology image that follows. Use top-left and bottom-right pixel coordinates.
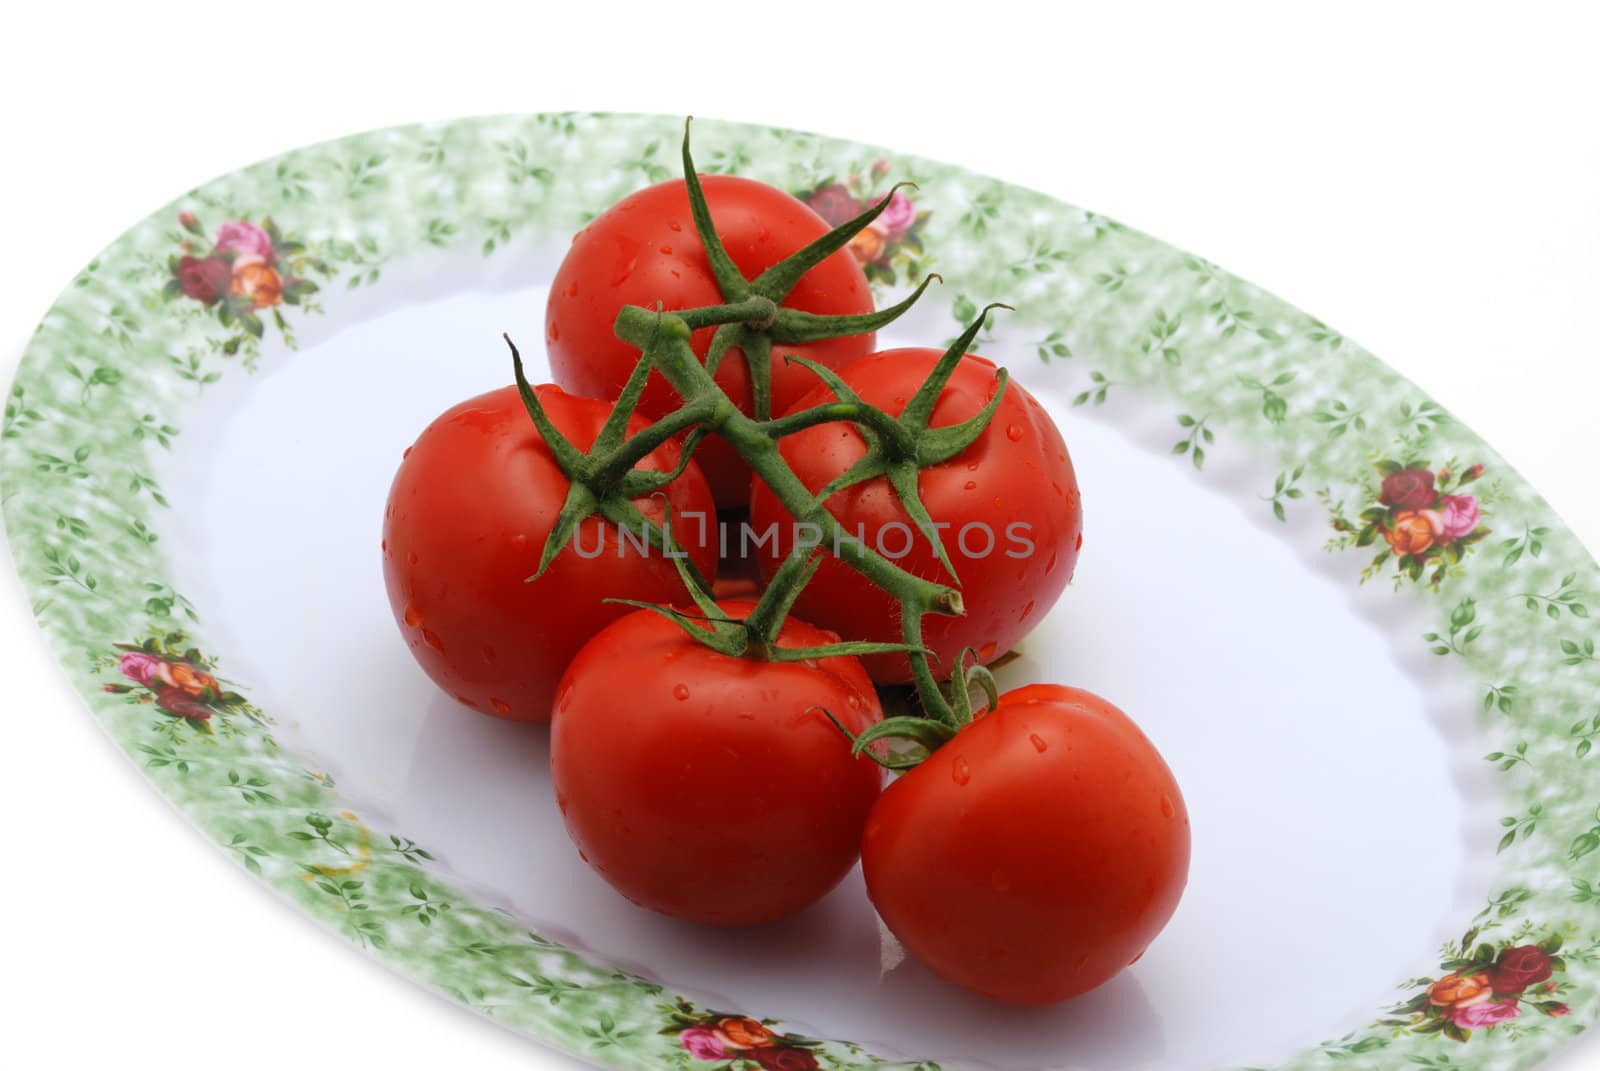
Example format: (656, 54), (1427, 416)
(510, 118), (1018, 731)
(607, 307), (1017, 728)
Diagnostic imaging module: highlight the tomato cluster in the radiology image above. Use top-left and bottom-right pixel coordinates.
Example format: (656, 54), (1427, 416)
(381, 124), (1188, 1005)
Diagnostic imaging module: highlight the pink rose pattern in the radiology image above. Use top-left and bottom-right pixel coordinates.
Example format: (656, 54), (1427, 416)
(117, 650), (164, 685)
(1438, 493), (1481, 541)
(214, 220), (276, 261)
(1394, 933), (1571, 1043)
(1453, 999), (1521, 1029)
(677, 1028), (728, 1061)
(793, 161), (929, 287)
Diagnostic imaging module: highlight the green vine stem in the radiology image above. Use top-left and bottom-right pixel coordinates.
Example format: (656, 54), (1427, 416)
(515, 119), (1017, 734)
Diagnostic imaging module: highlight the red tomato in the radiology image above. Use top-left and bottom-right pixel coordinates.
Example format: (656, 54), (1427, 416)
(382, 384), (717, 722)
(545, 175), (877, 508)
(747, 348), (1083, 682)
(863, 685), (1190, 1004)
(550, 600), (884, 925)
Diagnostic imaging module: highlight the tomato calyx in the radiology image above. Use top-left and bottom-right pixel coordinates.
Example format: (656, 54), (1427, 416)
(677, 118), (936, 422)
(766, 305), (1013, 581)
(821, 648), (1001, 769)
(506, 332), (711, 589)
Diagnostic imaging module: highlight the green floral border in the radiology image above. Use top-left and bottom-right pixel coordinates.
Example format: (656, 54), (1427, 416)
(2, 113), (1596, 1071)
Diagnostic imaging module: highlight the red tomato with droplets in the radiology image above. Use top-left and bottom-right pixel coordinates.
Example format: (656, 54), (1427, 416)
(747, 348), (1083, 682)
(863, 685), (1190, 1004)
(382, 384), (717, 722)
(545, 175), (877, 508)
(551, 600), (883, 925)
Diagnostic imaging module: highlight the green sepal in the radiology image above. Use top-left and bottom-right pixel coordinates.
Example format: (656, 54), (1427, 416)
(602, 599), (744, 657)
(701, 321), (742, 377)
(945, 647), (1000, 725)
(679, 119), (749, 302)
(767, 640), (933, 663)
(821, 712), (959, 770)
(750, 182), (918, 302)
(767, 273), (942, 345)
(507, 334), (589, 479)
(886, 462), (957, 581)
(528, 481), (599, 581)
(900, 303), (1010, 431)
(615, 427), (709, 497)
(918, 368), (1010, 464)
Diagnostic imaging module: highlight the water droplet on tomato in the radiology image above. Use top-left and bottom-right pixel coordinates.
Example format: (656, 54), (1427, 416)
(673, 683), (690, 701)
(846, 693), (861, 710)
(1006, 424), (1023, 441)
(951, 756), (970, 786)
(967, 462), (979, 472)
(547, 320), (559, 341)
(380, 540), (387, 554)
(1160, 794), (1175, 818)
(964, 480), (977, 491)
(407, 551), (418, 566)
(1020, 599), (1035, 621)
(1074, 953), (1089, 972)
(1052, 482), (1064, 497)
(402, 446), (413, 460)
(1129, 949), (1146, 965)
(422, 629), (445, 653)
(1045, 551), (1058, 574)
(566, 280), (579, 298)
(557, 686), (574, 712)
(668, 220), (683, 232)
(1075, 531), (1084, 551)
(490, 698), (511, 714)
(658, 245), (673, 255)
(403, 604), (422, 628)
(1029, 733), (1048, 752)
(979, 641), (997, 660)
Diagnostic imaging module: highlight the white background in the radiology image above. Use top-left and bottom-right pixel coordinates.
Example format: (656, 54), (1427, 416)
(1, 2), (1595, 1068)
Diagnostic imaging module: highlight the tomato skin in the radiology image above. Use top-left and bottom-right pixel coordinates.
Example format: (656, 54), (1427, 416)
(862, 686), (1189, 1005)
(550, 601), (884, 926)
(747, 348), (1083, 682)
(545, 175), (877, 508)
(382, 385), (717, 722)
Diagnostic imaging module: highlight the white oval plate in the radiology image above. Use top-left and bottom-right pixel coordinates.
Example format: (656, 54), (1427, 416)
(3, 113), (1596, 1071)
